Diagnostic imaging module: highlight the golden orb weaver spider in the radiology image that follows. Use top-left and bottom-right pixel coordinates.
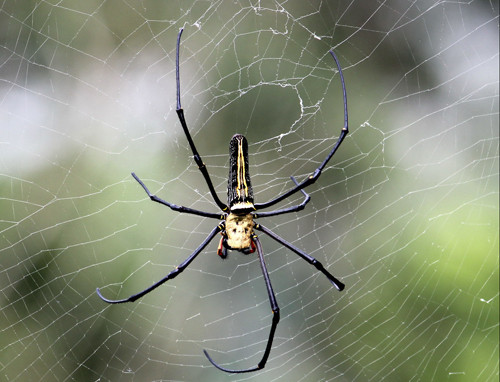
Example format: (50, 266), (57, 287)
(97, 28), (348, 374)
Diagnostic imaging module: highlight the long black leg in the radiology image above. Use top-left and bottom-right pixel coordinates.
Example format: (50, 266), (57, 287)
(175, 29), (228, 212)
(254, 50), (348, 210)
(204, 235), (280, 373)
(255, 224), (344, 291)
(96, 225), (222, 304)
(253, 176), (310, 218)
(132, 172), (223, 219)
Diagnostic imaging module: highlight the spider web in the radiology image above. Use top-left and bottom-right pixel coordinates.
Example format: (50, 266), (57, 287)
(1, 1), (498, 381)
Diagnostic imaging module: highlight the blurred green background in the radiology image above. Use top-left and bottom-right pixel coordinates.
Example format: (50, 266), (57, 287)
(1, 1), (498, 381)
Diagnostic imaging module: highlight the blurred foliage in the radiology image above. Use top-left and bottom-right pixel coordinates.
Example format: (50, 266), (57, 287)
(1, 1), (498, 381)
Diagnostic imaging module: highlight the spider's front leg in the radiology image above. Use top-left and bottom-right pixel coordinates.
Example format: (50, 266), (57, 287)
(255, 224), (345, 291)
(204, 234), (279, 373)
(96, 225), (222, 304)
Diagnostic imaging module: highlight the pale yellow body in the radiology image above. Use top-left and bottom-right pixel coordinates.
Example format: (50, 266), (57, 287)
(225, 212), (254, 250)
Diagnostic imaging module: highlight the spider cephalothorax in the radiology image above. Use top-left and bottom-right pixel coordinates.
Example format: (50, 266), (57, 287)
(97, 28), (348, 374)
(219, 213), (255, 257)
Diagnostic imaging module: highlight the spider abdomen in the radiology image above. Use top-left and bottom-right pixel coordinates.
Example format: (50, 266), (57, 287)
(227, 134), (254, 213)
(225, 213), (254, 250)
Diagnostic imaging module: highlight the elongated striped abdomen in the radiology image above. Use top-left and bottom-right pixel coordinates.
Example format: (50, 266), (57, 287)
(227, 134), (254, 214)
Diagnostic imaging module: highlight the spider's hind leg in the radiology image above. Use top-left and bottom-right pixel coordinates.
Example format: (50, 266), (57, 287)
(175, 29), (228, 212)
(131, 172), (222, 219)
(253, 176), (310, 218)
(253, 50), (349, 211)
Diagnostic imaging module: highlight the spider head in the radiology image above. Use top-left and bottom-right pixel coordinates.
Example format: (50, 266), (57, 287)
(225, 213), (255, 252)
(227, 134), (255, 213)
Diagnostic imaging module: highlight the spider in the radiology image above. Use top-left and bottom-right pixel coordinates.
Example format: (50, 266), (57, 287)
(97, 28), (348, 374)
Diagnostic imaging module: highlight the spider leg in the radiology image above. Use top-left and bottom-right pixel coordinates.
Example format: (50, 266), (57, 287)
(253, 176), (310, 218)
(175, 29), (228, 212)
(204, 235), (280, 373)
(254, 50), (348, 211)
(132, 173), (223, 219)
(255, 224), (344, 291)
(96, 225), (221, 304)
